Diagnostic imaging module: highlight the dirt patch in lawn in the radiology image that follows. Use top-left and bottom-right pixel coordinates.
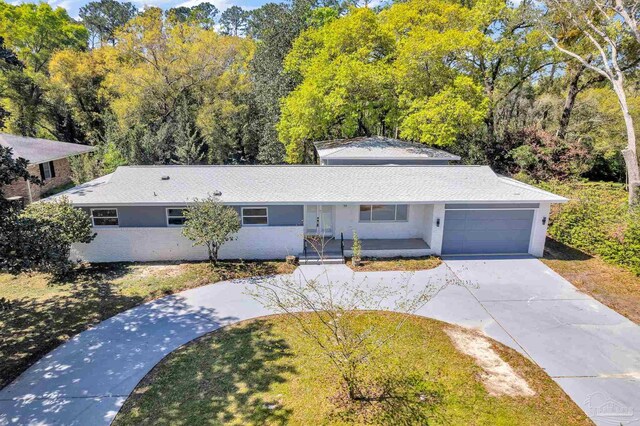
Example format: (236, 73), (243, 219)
(445, 327), (535, 397)
(543, 238), (640, 324)
(135, 264), (187, 279)
(348, 256), (442, 272)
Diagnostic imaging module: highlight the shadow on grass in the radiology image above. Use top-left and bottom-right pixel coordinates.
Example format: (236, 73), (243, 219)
(0, 264), (141, 389)
(330, 372), (444, 425)
(118, 319), (296, 425)
(543, 238), (592, 261)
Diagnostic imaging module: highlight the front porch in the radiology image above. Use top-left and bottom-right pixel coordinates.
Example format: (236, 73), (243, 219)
(300, 236), (432, 264)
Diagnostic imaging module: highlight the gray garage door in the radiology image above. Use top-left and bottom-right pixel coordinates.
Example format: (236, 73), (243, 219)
(442, 209), (534, 255)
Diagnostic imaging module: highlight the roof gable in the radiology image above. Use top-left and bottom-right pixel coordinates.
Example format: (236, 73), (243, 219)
(0, 133), (96, 164)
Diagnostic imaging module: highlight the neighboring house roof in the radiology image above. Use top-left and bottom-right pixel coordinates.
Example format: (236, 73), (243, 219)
(0, 133), (96, 164)
(314, 137), (461, 161)
(51, 165), (567, 206)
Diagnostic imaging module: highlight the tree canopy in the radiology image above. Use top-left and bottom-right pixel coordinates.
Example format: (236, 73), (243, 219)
(0, 0), (637, 199)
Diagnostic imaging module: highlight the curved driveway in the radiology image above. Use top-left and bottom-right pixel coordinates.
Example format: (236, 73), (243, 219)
(1, 258), (639, 426)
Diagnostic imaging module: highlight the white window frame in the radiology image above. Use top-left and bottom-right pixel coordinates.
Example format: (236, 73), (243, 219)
(166, 207), (187, 227)
(42, 161), (53, 180)
(241, 207), (269, 226)
(359, 204), (409, 223)
(91, 208), (119, 227)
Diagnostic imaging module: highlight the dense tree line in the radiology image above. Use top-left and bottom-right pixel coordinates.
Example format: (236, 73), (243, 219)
(0, 0), (638, 201)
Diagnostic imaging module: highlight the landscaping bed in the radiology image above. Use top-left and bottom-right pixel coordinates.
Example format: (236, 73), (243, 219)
(115, 313), (590, 426)
(348, 256), (442, 272)
(0, 260), (296, 389)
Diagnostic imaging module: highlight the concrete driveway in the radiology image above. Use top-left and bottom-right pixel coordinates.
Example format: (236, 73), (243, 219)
(444, 256), (640, 426)
(0, 258), (639, 425)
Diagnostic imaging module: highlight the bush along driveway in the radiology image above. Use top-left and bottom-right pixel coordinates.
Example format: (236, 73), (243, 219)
(1, 259), (639, 425)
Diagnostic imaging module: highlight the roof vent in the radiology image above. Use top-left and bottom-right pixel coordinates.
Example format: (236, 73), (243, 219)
(161, 175), (170, 180)
(213, 190), (222, 196)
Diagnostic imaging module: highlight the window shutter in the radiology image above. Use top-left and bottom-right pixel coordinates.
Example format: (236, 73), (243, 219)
(39, 163), (45, 180)
(49, 161), (56, 178)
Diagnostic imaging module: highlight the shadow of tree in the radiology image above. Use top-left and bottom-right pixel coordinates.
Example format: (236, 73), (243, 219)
(118, 319), (295, 425)
(0, 264), (141, 389)
(543, 237), (592, 261)
(328, 370), (444, 425)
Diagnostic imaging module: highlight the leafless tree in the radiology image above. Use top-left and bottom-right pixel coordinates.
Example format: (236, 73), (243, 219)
(247, 265), (460, 402)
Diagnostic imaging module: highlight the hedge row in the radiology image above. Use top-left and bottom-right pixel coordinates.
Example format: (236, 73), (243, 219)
(537, 181), (640, 275)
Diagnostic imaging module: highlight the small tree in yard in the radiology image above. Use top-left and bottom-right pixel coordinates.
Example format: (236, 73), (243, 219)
(351, 230), (362, 267)
(2, 197), (95, 276)
(182, 196), (241, 264)
(248, 268), (461, 404)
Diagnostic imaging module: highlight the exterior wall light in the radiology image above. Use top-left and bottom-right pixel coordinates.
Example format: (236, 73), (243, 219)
(436, 218), (440, 227)
(542, 216), (547, 225)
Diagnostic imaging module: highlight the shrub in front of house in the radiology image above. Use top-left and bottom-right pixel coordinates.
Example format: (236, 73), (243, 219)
(539, 181), (640, 275)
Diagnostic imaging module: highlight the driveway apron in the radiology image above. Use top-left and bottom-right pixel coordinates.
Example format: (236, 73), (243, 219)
(1, 260), (639, 425)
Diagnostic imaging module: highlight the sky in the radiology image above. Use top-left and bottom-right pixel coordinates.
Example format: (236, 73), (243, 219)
(18, 0), (270, 19)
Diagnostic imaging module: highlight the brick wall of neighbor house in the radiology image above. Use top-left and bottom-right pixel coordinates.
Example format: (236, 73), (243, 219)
(2, 158), (73, 203)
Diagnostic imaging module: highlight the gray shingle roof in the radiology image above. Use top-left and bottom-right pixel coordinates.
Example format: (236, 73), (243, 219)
(314, 137), (461, 160)
(52, 165), (567, 206)
(0, 133), (96, 164)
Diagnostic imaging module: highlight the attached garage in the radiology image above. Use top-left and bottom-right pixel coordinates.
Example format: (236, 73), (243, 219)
(442, 205), (536, 255)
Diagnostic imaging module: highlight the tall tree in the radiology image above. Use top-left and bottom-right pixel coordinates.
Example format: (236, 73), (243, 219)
(0, 36), (21, 129)
(247, 0), (341, 164)
(278, 8), (396, 162)
(79, 0), (137, 48)
(106, 7), (255, 164)
(49, 48), (114, 143)
(542, 0), (640, 204)
(0, 1), (88, 137)
(166, 3), (218, 29)
(219, 6), (249, 36)
(174, 98), (205, 164)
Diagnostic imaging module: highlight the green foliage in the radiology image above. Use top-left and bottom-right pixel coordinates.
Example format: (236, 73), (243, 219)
(0, 0), (88, 137)
(1, 197), (95, 276)
(79, 0), (137, 47)
(219, 6), (249, 36)
(538, 181), (640, 274)
(351, 230), (361, 262)
(400, 76), (488, 146)
(165, 3), (218, 29)
(182, 196), (241, 263)
(0, 145), (40, 202)
(277, 1), (507, 162)
(278, 8), (396, 162)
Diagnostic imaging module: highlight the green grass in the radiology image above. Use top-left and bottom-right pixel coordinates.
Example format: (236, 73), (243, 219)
(114, 313), (591, 426)
(0, 260), (296, 389)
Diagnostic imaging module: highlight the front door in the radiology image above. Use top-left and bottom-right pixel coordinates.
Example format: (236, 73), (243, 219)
(305, 205), (333, 236)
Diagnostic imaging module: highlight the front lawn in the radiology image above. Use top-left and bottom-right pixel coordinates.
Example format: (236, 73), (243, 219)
(543, 239), (640, 324)
(0, 260), (296, 389)
(348, 256), (442, 272)
(115, 313), (590, 426)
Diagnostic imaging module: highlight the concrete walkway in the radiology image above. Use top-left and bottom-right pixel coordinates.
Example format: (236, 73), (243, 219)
(1, 258), (639, 425)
